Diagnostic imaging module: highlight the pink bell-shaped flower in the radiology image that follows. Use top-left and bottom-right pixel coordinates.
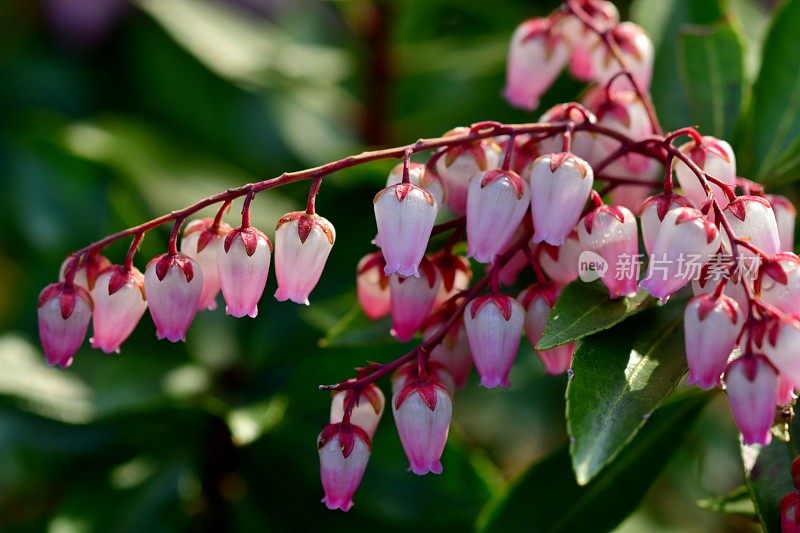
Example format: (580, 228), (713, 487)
(724, 354), (778, 445)
(683, 293), (742, 390)
(431, 251), (472, 307)
(37, 282), (93, 368)
(463, 294), (525, 388)
(529, 153), (594, 246)
(781, 492), (800, 533)
(435, 129), (501, 215)
(422, 307), (473, 389)
(537, 103), (596, 161)
(760, 318), (800, 390)
(144, 253), (203, 342)
(218, 225), (272, 318)
(673, 136), (736, 210)
(59, 253), (111, 292)
(356, 252), (391, 319)
(777, 374), (795, 407)
(386, 161), (446, 209)
(317, 423), (371, 512)
(274, 211), (335, 305)
(181, 218), (231, 311)
(759, 254), (800, 316)
(518, 283), (575, 374)
(391, 361), (455, 396)
(558, 0), (619, 81)
(392, 379), (452, 475)
(89, 265), (147, 353)
(540, 232), (584, 284)
(330, 385), (385, 438)
(590, 22), (653, 90)
(504, 17), (569, 111)
(467, 169), (531, 263)
(374, 183), (438, 277)
(639, 193), (694, 254)
(767, 194), (796, 252)
(723, 196), (781, 257)
(639, 207), (721, 301)
(578, 205), (639, 298)
(389, 258), (440, 341)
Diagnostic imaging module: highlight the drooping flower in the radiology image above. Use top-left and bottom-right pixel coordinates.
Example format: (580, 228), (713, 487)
(639, 193), (694, 255)
(37, 282), (93, 368)
(639, 207), (720, 300)
(767, 194), (797, 252)
(539, 232), (584, 284)
(386, 161), (446, 209)
(392, 380), (452, 475)
(434, 128), (501, 215)
(181, 218), (232, 311)
(90, 265), (147, 353)
(529, 153), (594, 246)
(683, 293), (742, 390)
(673, 136), (736, 210)
(356, 252), (391, 319)
(389, 258), (440, 341)
(758, 253), (800, 316)
(760, 318), (800, 390)
(391, 361), (455, 396)
(274, 212), (335, 305)
(589, 22), (654, 90)
(59, 253), (111, 292)
(536, 103), (596, 161)
(317, 423), (371, 512)
(504, 17), (569, 111)
(578, 205), (639, 298)
(217, 225), (272, 317)
(466, 169), (531, 263)
(518, 283), (574, 374)
(558, 0), (619, 81)
(422, 307), (472, 389)
(144, 253), (203, 342)
(723, 196), (781, 258)
(374, 183), (438, 277)
(463, 294), (525, 388)
(329, 385), (385, 438)
(724, 355), (778, 446)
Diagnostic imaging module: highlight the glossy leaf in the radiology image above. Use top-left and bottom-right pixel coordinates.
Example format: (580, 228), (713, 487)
(477, 392), (710, 533)
(566, 302), (687, 485)
(536, 281), (650, 351)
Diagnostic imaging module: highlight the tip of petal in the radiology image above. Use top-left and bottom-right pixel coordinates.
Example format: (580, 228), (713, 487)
(479, 376), (510, 389)
(638, 279), (670, 301)
(274, 288), (311, 305)
(322, 496), (353, 512)
(742, 432), (772, 446)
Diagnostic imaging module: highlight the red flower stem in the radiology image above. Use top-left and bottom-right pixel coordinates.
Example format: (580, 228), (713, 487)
(168, 218), (183, 256)
(401, 147), (413, 184)
(211, 200), (232, 231)
(501, 134), (516, 171)
(430, 216), (466, 237)
(306, 178), (322, 215)
(123, 232), (144, 272)
(561, 123), (574, 153)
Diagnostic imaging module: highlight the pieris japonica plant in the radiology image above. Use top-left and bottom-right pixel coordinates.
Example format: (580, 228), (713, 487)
(36, 0), (800, 525)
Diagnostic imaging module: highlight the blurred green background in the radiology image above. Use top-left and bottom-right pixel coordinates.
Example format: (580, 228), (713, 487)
(0, 0), (796, 531)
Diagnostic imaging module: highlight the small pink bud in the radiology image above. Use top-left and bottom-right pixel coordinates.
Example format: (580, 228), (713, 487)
(561, 2), (619, 80)
(181, 218), (231, 311)
(537, 103), (596, 161)
(386, 162), (446, 208)
(392, 361), (455, 396)
(639, 207), (721, 300)
(724, 355), (777, 445)
(435, 129), (502, 215)
(422, 310), (472, 389)
(761, 319), (800, 390)
(722, 196), (781, 257)
(518, 283), (575, 374)
(317, 423), (371, 512)
(463, 294), (525, 388)
(639, 193), (694, 255)
(467, 169), (530, 263)
(781, 492), (800, 533)
(274, 212), (335, 305)
(218, 226), (272, 317)
(673, 136), (736, 210)
(430, 252), (472, 307)
(590, 22), (653, 90)
(356, 252), (391, 320)
(578, 205), (639, 298)
(329, 385), (385, 438)
(539, 232), (584, 284)
(504, 17), (569, 111)
(529, 153), (594, 246)
(767, 194), (796, 252)
(684, 293), (742, 390)
(389, 258), (440, 341)
(583, 88), (652, 173)
(37, 282), (93, 368)
(777, 374), (795, 407)
(144, 253), (203, 342)
(374, 183), (437, 276)
(59, 253), (111, 292)
(759, 253), (800, 316)
(392, 380), (452, 475)
(89, 266), (147, 353)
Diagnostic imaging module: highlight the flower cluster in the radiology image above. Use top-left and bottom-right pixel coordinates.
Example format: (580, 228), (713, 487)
(36, 0), (800, 517)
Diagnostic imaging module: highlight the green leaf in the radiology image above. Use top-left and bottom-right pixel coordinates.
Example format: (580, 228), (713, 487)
(477, 392), (711, 533)
(742, 438), (796, 532)
(566, 302), (687, 485)
(677, 21), (745, 139)
(536, 281), (650, 351)
(697, 485), (757, 519)
(746, 0), (800, 180)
